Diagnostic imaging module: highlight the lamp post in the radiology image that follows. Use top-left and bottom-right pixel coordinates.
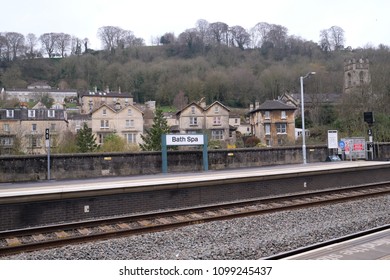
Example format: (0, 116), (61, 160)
(300, 72), (316, 164)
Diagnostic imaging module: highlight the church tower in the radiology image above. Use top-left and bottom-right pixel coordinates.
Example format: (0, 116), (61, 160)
(344, 58), (371, 94)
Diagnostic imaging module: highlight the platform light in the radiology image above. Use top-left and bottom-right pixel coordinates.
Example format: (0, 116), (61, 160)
(300, 72), (316, 164)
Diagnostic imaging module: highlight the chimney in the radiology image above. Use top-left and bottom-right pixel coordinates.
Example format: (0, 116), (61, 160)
(106, 86), (110, 93)
(255, 101), (260, 109)
(249, 104), (254, 111)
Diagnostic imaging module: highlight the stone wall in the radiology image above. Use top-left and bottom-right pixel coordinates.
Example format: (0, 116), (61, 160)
(1, 144), (389, 183)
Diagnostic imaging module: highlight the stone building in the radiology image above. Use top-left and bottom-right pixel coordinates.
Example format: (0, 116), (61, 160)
(248, 100), (296, 147)
(344, 58), (371, 94)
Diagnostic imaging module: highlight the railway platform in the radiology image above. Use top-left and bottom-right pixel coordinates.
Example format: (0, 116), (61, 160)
(1, 160), (390, 231)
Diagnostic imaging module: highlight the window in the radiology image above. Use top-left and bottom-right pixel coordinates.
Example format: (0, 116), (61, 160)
(127, 109), (132, 116)
(102, 109), (107, 116)
(265, 124), (271, 135)
(276, 123), (287, 134)
(281, 111), (286, 119)
(264, 111), (270, 119)
(6, 110), (14, 118)
(3, 124), (10, 132)
(125, 119), (134, 127)
(100, 120), (109, 129)
(213, 116), (221, 125)
(125, 133), (136, 143)
(28, 110), (36, 118)
(359, 71), (364, 84)
(190, 117), (198, 126)
(211, 130), (224, 140)
(50, 123), (56, 131)
(214, 106), (219, 113)
(32, 124), (37, 131)
(0, 137), (13, 146)
(234, 118), (238, 124)
(191, 106), (195, 114)
(48, 110), (55, 118)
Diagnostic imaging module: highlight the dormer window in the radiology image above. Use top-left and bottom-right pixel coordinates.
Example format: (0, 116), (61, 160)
(6, 110), (14, 118)
(28, 110), (36, 118)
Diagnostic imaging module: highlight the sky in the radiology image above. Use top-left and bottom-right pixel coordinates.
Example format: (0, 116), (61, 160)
(2, 0), (390, 50)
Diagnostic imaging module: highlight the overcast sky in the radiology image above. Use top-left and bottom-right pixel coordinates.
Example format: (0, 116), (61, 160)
(3, 0), (389, 50)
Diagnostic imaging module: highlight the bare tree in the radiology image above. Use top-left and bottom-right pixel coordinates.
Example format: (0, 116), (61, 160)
(40, 33), (58, 58)
(329, 26), (345, 50)
(319, 29), (331, 52)
(319, 26), (345, 51)
(4, 32), (25, 60)
(25, 33), (38, 59)
(56, 33), (71, 57)
(97, 26), (123, 52)
(0, 33), (7, 60)
(208, 22), (229, 45)
(250, 22), (272, 48)
(195, 19), (209, 44)
(71, 36), (82, 55)
(229, 25), (250, 50)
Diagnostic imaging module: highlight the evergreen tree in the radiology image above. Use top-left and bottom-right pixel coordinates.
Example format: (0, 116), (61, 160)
(76, 123), (98, 152)
(140, 108), (170, 151)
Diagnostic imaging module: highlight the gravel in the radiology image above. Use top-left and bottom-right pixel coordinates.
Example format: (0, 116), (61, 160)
(2, 195), (390, 260)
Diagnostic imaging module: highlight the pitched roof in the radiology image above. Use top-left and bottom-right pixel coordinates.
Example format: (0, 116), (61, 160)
(253, 100), (296, 112)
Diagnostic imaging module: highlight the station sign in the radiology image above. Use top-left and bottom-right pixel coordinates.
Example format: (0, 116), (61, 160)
(327, 130), (338, 149)
(166, 134), (204, 146)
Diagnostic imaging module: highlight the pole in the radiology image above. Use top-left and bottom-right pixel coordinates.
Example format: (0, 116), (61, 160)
(300, 76), (307, 164)
(161, 134), (167, 174)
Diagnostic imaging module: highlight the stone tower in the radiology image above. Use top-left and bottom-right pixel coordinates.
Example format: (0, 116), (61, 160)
(344, 58), (371, 94)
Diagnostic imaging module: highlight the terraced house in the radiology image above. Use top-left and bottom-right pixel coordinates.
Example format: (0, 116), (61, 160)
(0, 107), (68, 155)
(175, 100), (236, 144)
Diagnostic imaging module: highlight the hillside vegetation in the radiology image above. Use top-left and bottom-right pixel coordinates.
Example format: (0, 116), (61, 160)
(1, 33), (390, 142)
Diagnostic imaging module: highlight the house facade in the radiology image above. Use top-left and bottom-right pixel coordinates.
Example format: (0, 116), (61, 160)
(176, 101), (234, 143)
(1, 82), (77, 104)
(0, 108), (68, 155)
(91, 104), (144, 146)
(248, 100), (296, 147)
(79, 90), (134, 114)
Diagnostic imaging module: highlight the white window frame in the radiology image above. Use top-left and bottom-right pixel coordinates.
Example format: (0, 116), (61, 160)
(125, 119), (134, 128)
(100, 120), (109, 129)
(281, 110), (286, 119)
(3, 124), (10, 132)
(6, 110), (14, 118)
(264, 111), (270, 120)
(28, 110), (36, 118)
(190, 117), (198, 126)
(211, 129), (224, 140)
(213, 116), (221, 125)
(125, 133), (136, 143)
(276, 123), (287, 134)
(48, 110), (55, 118)
(214, 106), (219, 113)
(265, 124), (271, 135)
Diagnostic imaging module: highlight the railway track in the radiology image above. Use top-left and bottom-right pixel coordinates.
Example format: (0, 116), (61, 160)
(1, 182), (390, 256)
